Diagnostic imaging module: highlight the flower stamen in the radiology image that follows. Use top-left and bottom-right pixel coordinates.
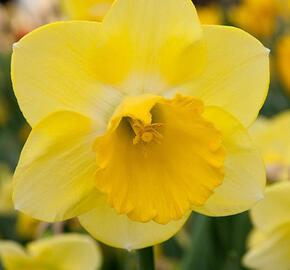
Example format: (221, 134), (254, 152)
(129, 119), (163, 145)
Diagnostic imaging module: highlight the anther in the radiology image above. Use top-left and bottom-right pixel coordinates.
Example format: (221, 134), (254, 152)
(129, 119), (163, 145)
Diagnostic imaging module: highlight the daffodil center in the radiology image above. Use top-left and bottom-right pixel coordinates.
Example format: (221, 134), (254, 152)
(129, 119), (163, 145)
(93, 94), (226, 224)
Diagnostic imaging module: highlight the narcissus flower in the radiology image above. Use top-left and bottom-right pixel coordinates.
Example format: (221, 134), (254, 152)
(229, 0), (282, 38)
(61, 0), (113, 21)
(243, 181), (290, 270)
(249, 111), (290, 182)
(0, 164), (14, 214)
(276, 35), (290, 95)
(16, 213), (41, 240)
(0, 234), (102, 270)
(12, 0), (269, 249)
(0, 99), (8, 126)
(196, 4), (223, 25)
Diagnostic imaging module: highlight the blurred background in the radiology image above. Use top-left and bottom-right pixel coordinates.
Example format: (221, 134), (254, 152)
(0, 0), (289, 269)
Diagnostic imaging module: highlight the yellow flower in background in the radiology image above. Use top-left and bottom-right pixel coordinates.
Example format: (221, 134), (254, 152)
(18, 124), (31, 143)
(243, 181), (290, 270)
(249, 110), (290, 181)
(230, 0), (282, 38)
(0, 99), (8, 127)
(276, 35), (290, 95)
(0, 164), (14, 214)
(0, 234), (102, 270)
(16, 213), (41, 240)
(61, 0), (113, 21)
(197, 4), (223, 25)
(0, 165), (42, 238)
(12, 0), (269, 249)
(0, 107), (6, 126)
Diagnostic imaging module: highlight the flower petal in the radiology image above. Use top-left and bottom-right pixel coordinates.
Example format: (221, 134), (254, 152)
(78, 195), (189, 250)
(12, 21), (124, 126)
(243, 225), (290, 270)
(27, 234), (102, 270)
(175, 25), (270, 127)
(62, 0), (113, 21)
(90, 0), (206, 92)
(192, 106), (266, 216)
(13, 111), (101, 222)
(0, 241), (26, 269)
(249, 110), (290, 165)
(251, 181), (290, 233)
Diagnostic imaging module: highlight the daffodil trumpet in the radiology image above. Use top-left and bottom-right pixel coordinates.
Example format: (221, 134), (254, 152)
(11, 0), (269, 253)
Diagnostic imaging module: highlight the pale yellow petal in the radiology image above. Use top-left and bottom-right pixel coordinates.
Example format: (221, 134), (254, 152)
(251, 181), (290, 232)
(243, 225), (290, 270)
(12, 21), (124, 126)
(0, 164), (14, 214)
(13, 111), (101, 222)
(78, 194), (190, 250)
(62, 0), (113, 21)
(193, 106), (266, 216)
(89, 0), (206, 93)
(249, 110), (290, 165)
(175, 25), (269, 127)
(27, 234), (102, 270)
(247, 229), (267, 249)
(0, 241), (27, 270)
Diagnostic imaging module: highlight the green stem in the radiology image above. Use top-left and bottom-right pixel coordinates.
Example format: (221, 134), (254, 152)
(136, 246), (155, 270)
(182, 214), (210, 270)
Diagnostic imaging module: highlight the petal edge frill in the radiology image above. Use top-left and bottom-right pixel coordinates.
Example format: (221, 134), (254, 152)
(192, 106), (266, 216)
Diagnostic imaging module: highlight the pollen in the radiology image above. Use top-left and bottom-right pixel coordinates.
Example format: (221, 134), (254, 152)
(129, 119), (163, 145)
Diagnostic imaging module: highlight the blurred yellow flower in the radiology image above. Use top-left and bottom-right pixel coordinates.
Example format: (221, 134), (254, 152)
(197, 4), (223, 25)
(12, 0), (269, 249)
(0, 103), (7, 127)
(18, 124), (31, 143)
(243, 181), (290, 270)
(276, 35), (290, 94)
(16, 213), (41, 240)
(0, 164), (14, 214)
(0, 98), (9, 127)
(61, 0), (113, 21)
(230, 0), (282, 38)
(249, 110), (290, 181)
(0, 234), (102, 270)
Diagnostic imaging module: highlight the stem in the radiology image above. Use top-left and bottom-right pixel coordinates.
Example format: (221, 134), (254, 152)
(182, 214), (210, 270)
(136, 246), (155, 270)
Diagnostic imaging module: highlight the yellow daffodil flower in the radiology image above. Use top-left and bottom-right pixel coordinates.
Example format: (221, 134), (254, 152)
(0, 164), (14, 214)
(0, 165), (42, 237)
(276, 35), (290, 95)
(249, 111), (290, 182)
(12, 0), (269, 249)
(243, 181), (290, 270)
(18, 124), (31, 143)
(0, 234), (102, 270)
(229, 0), (282, 38)
(61, 0), (113, 21)
(197, 4), (223, 25)
(0, 99), (8, 127)
(16, 213), (41, 239)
